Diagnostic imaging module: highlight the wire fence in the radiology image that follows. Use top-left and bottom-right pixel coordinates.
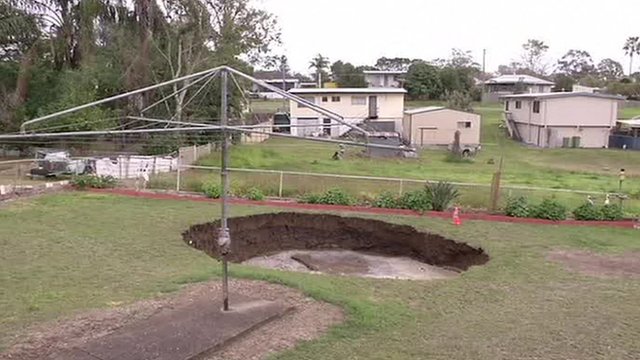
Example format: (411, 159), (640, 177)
(148, 164), (639, 214)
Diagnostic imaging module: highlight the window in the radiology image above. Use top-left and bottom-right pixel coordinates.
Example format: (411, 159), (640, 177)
(331, 96), (341, 102)
(351, 96), (367, 105)
(322, 96), (328, 102)
(515, 101), (522, 109)
(457, 121), (472, 129)
(297, 96), (315, 108)
(505, 101), (510, 111)
(533, 100), (540, 113)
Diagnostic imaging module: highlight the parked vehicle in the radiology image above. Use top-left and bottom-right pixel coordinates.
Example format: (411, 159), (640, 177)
(30, 150), (91, 177)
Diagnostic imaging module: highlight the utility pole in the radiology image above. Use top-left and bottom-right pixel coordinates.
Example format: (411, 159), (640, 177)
(482, 49), (487, 96)
(281, 55), (287, 110)
(219, 69), (231, 312)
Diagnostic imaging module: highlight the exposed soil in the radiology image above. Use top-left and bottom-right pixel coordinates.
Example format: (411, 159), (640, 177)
(183, 212), (489, 272)
(548, 250), (640, 278)
(0, 280), (343, 360)
(244, 250), (459, 280)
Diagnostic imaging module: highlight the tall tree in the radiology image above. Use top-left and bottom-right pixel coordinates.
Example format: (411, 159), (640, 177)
(520, 39), (549, 75)
(597, 58), (624, 81)
(330, 60), (366, 88)
(309, 53), (329, 87)
(405, 61), (442, 100)
(556, 49), (595, 79)
(374, 57), (413, 72)
(623, 36), (640, 76)
(447, 48), (479, 69)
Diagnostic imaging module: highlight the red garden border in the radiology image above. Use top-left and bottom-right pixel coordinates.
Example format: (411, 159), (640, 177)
(89, 188), (638, 229)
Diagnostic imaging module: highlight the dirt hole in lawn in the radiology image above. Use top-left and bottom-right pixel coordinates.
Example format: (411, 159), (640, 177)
(549, 250), (640, 278)
(183, 213), (489, 280)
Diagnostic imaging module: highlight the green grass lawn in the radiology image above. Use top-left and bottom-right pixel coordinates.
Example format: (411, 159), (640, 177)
(1, 193), (640, 359)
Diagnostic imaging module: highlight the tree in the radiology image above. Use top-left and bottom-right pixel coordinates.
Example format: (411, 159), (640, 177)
(445, 90), (473, 112)
(520, 39), (549, 75)
(330, 61), (366, 88)
(448, 48), (479, 69)
(405, 61), (442, 100)
(556, 49), (595, 79)
(374, 57), (413, 71)
(309, 54), (329, 87)
(597, 58), (624, 81)
(623, 36), (640, 76)
(553, 73), (575, 92)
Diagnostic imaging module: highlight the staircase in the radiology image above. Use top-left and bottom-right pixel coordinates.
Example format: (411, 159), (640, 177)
(504, 112), (523, 141)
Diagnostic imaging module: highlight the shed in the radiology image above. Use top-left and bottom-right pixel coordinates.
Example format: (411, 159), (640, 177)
(402, 107), (481, 147)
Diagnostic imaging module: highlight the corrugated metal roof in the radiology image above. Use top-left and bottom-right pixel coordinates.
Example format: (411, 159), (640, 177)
(501, 92), (625, 101)
(404, 106), (446, 115)
(484, 74), (555, 86)
(617, 119), (640, 128)
(289, 88), (407, 94)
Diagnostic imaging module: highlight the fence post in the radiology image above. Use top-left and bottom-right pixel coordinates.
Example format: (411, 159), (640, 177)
(176, 155), (181, 192)
(399, 179), (404, 196)
(207, 143), (212, 155)
(193, 144), (197, 161)
(278, 171), (284, 198)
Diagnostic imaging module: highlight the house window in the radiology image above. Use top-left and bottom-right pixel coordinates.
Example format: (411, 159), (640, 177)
(457, 121), (472, 129)
(331, 96), (341, 102)
(505, 101), (510, 111)
(297, 96), (315, 108)
(515, 101), (522, 109)
(351, 96), (366, 105)
(533, 100), (540, 113)
(322, 96), (328, 102)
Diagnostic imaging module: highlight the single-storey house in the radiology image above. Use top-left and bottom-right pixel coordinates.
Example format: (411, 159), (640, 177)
(363, 70), (406, 88)
(502, 92), (625, 148)
(252, 78), (300, 99)
(288, 88), (406, 137)
(610, 118), (640, 150)
(483, 74), (554, 103)
(402, 107), (481, 148)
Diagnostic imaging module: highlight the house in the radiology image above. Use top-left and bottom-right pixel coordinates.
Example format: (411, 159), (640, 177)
(288, 88), (406, 137)
(483, 74), (554, 103)
(502, 92), (624, 148)
(402, 107), (481, 148)
(363, 70), (406, 88)
(251, 78), (300, 99)
(572, 84), (602, 93)
(610, 119), (640, 150)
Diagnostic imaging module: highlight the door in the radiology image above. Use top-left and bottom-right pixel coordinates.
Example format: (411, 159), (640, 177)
(368, 96), (378, 119)
(322, 118), (332, 137)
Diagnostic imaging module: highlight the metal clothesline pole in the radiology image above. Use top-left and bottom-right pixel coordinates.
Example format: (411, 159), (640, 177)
(219, 69), (231, 312)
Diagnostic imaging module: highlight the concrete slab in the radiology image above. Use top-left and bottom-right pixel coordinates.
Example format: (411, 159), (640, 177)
(52, 294), (291, 360)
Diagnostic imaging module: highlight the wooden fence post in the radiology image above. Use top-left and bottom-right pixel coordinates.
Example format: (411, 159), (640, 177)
(278, 171), (284, 198)
(176, 154), (181, 192)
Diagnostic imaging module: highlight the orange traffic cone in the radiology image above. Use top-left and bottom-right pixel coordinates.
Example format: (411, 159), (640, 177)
(453, 206), (462, 226)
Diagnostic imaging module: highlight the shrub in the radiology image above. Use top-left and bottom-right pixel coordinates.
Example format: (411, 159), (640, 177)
(573, 203), (602, 221)
(426, 181), (459, 212)
(399, 189), (431, 211)
(317, 188), (355, 206)
(530, 198), (567, 221)
(246, 187), (265, 201)
(201, 181), (222, 199)
(505, 196), (530, 218)
(373, 191), (400, 209)
(299, 193), (321, 204)
(601, 204), (624, 221)
(72, 175), (117, 189)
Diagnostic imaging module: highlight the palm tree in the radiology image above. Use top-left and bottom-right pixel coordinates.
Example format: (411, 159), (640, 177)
(309, 53), (329, 87)
(623, 36), (640, 76)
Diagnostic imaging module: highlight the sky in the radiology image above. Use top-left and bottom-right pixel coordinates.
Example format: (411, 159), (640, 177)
(257, 0), (640, 75)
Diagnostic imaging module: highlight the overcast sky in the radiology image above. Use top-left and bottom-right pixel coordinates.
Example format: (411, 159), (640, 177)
(258, 0), (640, 75)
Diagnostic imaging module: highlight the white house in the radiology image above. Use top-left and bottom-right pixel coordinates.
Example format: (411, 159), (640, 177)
(502, 92), (624, 148)
(483, 74), (554, 102)
(363, 70), (406, 88)
(288, 88), (406, 137)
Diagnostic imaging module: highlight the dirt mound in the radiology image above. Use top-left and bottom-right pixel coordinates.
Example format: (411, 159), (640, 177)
(549, 250), (640, 278)
(183, 213), (489, 271)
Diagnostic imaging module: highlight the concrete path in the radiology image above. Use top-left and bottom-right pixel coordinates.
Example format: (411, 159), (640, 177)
(53, 294), (292, 360)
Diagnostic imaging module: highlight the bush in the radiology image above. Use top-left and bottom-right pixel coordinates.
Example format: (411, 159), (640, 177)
(71, 175), (117, 189)
(246, 187), (265, 201)
(601, 204), (624, 221)
(373, 191), (400, 209)
(300, 193), (321, 204)
(201, 181), (222, 199)
(573, 203), (602, 221)
(398, 189), (431, 211)
(318, 188), (355, 205)
(426, 181), (459, 212)
(530, 198), (567, 221)
(505, 196), (530, 218)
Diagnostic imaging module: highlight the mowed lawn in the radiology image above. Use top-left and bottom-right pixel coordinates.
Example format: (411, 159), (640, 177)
(1, 192), (640, 359)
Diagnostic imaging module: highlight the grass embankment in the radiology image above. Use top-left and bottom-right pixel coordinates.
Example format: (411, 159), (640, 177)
(1, 193), (639, 358)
